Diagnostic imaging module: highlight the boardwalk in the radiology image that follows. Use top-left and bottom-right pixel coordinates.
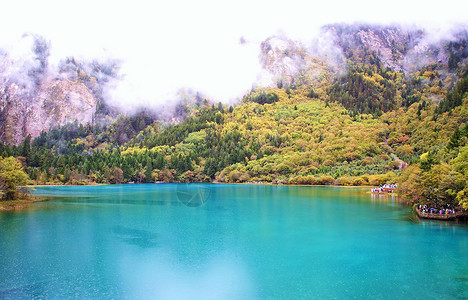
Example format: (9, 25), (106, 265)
(415, 207), (460, 220)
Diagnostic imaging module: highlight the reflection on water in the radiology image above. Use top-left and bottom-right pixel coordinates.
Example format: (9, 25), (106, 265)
(0, 184), (467, 299)
(112, 226), (158, 248)
(120, 251), (255, 299)
(370, 192), (398, 203)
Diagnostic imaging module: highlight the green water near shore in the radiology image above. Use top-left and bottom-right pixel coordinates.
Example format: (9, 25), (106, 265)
(1, 184), (467, 299)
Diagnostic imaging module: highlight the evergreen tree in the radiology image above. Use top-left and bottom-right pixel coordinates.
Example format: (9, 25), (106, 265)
(448, 128), (462, 150)
(144, 157), (153, 182)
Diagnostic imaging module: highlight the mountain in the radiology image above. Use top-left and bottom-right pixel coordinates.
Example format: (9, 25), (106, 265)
(2, 24), (467, 145)
(323, 23), (468, 73)
(0, 77), (97, 145)
(1, 23), (468, 206)
(0, 36), (121, 145)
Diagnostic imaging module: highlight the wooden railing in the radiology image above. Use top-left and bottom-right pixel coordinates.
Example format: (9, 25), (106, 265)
(415, 207), (457, 220)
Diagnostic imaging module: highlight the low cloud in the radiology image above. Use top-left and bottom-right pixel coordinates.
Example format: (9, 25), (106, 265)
(0, 34), (48, 93)
(0, 0), (467, 113)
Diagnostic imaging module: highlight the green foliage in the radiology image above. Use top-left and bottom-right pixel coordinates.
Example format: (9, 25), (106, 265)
(447, 123), (468, 150)
(307, 88), (318, 98)
(435, 76), (468, 114)
(0, 157), (29, 200)
(446, 36), (468, 71)
(2, 31), (468, 194)
(419, 151), (438, 172)
(399, 134), (468, 209)
(328, 65), (397, 115)
(246, 90), (279, 105)
(452, 144), (468, 176)
(145, 106), (222, 148)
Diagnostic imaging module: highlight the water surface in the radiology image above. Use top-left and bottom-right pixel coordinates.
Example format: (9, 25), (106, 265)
(1, 184), (467, 299)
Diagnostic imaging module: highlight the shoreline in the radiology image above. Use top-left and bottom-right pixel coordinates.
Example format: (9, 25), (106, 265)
(25, 183), (110, 188)
(414, 206), (468, 222)
(27, 181), (380, 188)
(0, 196), (50, 212)
(219, 182), (377, 189)
(4, 183), (388, 212)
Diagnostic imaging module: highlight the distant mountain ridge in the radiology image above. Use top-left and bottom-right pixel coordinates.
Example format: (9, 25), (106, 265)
(261, 23), (467, 84)
(1, 23), (467, 145)
(0, 77), (97, 145)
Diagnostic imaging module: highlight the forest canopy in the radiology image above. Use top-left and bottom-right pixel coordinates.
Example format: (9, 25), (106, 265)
(1, 25), (468, 211)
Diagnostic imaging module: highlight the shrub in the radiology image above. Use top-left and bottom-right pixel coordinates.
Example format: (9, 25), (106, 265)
(318, 175), (335, 185)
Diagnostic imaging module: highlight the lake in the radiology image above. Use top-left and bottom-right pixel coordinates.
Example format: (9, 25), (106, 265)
(1, 184), (467, 299)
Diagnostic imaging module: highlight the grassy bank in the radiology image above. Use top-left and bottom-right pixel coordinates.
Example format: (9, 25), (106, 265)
(0, 194), (48, 211)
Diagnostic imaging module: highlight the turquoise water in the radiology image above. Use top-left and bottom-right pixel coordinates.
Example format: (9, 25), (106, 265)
(1, 184), (467, 299)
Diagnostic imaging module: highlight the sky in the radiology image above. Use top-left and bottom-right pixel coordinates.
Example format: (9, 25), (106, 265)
(0, 0), (467, 107)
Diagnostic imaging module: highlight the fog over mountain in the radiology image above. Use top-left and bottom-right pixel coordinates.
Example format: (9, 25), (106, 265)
(1, 0), (466, 109)
(0, 0), (467, 145)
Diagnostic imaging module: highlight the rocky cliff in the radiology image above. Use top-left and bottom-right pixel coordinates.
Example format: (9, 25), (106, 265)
(0, 77), (97, 145)
(1, 24), (467, 145)
(261, 24), (467, 79)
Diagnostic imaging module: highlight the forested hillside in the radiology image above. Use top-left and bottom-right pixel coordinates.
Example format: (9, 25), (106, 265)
(1, 23), (468, 207)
